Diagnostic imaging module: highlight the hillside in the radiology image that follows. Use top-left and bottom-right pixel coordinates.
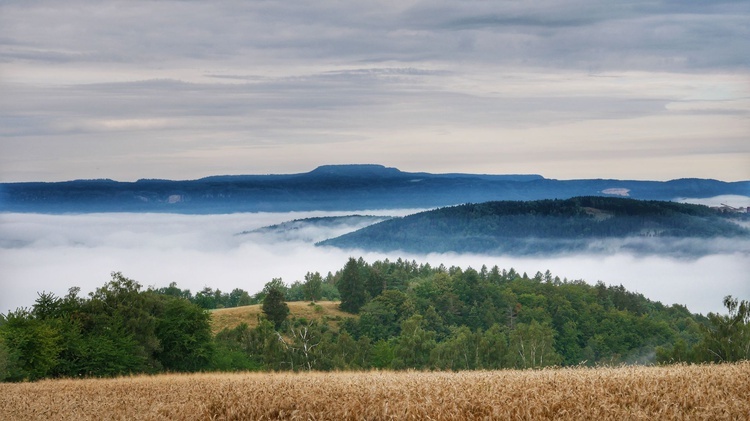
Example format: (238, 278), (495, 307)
(237, 215), (391, 243)
(210, 301), (351, 334)
(318, 196), (750, 256)
(2, 164), (748, 213)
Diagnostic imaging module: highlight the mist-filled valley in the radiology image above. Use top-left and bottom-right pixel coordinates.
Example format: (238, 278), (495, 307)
(1, 210), (747, 316)
(2, 0), (748, 414)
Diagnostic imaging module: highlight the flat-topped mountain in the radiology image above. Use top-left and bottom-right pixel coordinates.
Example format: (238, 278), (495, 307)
(0, 165), (748, 214)
(305, 164), (543, 181)
(307, 164), (406, 178)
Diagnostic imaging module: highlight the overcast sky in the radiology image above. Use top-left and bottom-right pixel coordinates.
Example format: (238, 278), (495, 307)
(1, 0), (749, 182)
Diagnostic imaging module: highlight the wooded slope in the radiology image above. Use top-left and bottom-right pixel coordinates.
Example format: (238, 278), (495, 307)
(319, 197), (749, 255)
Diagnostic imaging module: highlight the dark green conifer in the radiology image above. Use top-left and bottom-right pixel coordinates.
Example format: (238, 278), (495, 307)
(262, 286), (289, 329)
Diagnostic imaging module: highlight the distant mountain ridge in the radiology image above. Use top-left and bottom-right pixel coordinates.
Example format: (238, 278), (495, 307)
(0, 164), (748, 214)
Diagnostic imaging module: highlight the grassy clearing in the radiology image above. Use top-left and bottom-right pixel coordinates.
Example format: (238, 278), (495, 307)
(1, 362), (748, 420)
(210, 301), (351, 334)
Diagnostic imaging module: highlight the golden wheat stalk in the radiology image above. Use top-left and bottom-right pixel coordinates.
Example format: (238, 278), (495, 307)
(1, 362), (748, 420)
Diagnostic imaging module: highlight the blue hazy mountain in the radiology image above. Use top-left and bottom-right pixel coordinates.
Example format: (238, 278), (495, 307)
(1, 164), (748, 214)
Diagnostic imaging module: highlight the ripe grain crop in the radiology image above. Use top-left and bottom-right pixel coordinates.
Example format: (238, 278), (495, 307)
(1, 362), (748, 420)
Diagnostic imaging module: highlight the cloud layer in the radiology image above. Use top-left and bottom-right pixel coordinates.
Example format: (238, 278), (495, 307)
(1, 0), (748, 181)
(1, 211), (747, 316)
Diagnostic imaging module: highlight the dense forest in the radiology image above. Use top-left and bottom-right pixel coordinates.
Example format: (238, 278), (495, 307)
(318, 197), (750, 256)
(1, 258), (748, 381)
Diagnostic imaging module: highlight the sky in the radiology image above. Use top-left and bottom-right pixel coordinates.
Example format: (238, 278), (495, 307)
(1, 0), (749, 182)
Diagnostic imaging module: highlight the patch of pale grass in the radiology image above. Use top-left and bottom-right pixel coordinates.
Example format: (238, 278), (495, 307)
(210, 301), (350, 334)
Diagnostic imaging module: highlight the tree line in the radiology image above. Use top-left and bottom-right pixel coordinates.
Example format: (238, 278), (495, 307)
(1, 258), (748, 381)
(154, 271), (340, 311)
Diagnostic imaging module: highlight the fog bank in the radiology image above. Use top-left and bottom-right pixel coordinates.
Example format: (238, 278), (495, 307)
(1, 212), (747, 316)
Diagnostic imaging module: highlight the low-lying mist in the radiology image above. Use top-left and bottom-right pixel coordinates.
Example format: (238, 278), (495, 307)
(1, 211), (747, 316)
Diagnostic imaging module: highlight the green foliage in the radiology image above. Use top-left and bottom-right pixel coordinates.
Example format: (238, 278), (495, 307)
(156, 298), (214, 372)
(657, 296), (750, 364)
(370, 339), (395, 369)
(431, 326), (480, 370)
(392, 315), (436, 369)
(2, 258), (744, 381)
(508, 321), (561, 369)
(0, 309), (61, 381)
(211, 323), (263, 371)
(350, 290), (414, 342)
(0, 273), (217, 381)
(287, 319), (330, 371)
(189, 286), (254, 310)
(228, 288), (252, 307)
(321, 257), (724, 370)
(209, 344), (259, 372)
(85, 272), (164, 371)
(320, 283), (341, 301)
(74, 314), (147, 376)
(262, 282), (290, 329)
(0, 335), (14, 381)
(154, 282), (193, 300)
(338, 258), (367, 313)
(303, 272), (323, 302)
(695, 296), (749, 363)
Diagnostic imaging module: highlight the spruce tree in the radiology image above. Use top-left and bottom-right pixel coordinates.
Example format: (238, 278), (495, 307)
(262, 286), (289, 329)
(338, 258), (366, 313)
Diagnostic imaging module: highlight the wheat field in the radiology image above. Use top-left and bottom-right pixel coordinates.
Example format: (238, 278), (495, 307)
(1, 362), (748, 420)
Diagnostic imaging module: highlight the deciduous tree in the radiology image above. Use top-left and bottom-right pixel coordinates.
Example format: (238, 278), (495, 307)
(303, 272), (323, 302)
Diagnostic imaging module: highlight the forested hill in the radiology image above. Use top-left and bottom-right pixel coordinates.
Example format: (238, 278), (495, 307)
(4, 260), (747, 381)
(1, 164), (748, 213)
(317, 197), (750, 256)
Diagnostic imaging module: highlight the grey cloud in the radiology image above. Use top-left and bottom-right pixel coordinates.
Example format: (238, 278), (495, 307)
(2, 0), (747, 70)
(3, 69), (675, 126)
(441, 15), (599, 30)
(0, 0), (748, 182)
(3, 64), (746, 182)
(399, 0), (750, 70)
